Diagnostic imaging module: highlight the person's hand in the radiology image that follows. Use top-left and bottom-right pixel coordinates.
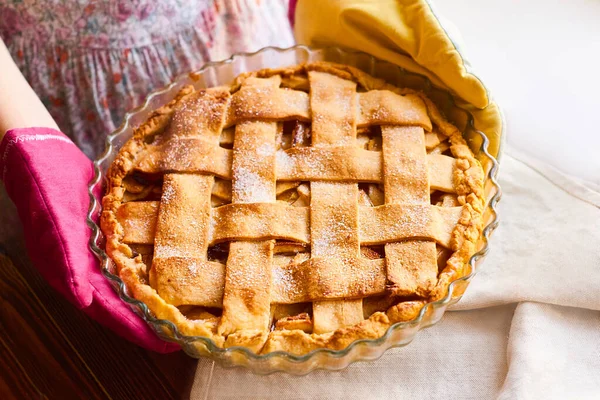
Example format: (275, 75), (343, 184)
(0, 127), (179, 353)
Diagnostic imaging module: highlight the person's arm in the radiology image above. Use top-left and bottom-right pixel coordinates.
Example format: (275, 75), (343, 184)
(0, 39), (177, 353)
(0, 38), (58, 142)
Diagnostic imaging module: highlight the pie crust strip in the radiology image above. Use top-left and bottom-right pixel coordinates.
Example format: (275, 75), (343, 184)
(118, 202), (461, 248)
(136, 142), (456, 192)
(217, 76), (280, 349)
(308, 71), (364, 334)
(382, 126), (438, 297)
(224, 86), (432, 130)
(149, 90), (230, 307)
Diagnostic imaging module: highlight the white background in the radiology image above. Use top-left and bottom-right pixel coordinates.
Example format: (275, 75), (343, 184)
(434, 0), (600, 184)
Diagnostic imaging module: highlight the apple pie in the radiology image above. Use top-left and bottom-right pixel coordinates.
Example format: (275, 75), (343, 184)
(101, 61), (485, 355)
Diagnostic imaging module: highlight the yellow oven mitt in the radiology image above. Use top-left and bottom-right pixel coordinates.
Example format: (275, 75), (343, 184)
(294, 0), (503, 158)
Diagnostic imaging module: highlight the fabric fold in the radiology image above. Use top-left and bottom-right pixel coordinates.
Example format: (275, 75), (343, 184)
(455, 151), (600, 312)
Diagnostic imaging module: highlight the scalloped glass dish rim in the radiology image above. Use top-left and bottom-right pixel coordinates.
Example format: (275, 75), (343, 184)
(87, 45), (502, 367)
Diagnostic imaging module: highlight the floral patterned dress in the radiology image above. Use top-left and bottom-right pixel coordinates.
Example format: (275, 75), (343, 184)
(0, 0), (294, 158)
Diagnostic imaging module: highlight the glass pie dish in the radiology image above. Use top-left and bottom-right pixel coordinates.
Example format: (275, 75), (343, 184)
(87, 45), (502, 374)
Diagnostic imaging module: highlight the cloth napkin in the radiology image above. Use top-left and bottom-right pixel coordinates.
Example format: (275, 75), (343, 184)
(190, 149), (600, 399)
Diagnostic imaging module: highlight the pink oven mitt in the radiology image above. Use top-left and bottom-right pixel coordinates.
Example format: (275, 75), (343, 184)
(0, 127), (179, 353)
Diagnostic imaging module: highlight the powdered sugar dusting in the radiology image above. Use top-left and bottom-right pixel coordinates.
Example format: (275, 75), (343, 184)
(160, 181), (176, 204)
(232, 166), (271, 203)
(271, 263), (294, 300)
(276, 149), (292, 172)
(155, 243), (185, 258)
(312, 219), (353, 254)
(255, 142), (274, 157)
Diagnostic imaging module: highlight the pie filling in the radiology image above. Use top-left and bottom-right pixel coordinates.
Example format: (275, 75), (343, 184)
(102, 62), (485, 354)
(121, 121), (456, 331)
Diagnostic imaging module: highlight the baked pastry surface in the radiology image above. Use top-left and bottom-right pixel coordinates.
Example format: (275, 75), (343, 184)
(101, 61), (485, 355)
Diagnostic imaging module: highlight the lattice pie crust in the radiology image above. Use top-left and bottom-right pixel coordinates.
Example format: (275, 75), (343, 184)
(101, 62), (484, 355)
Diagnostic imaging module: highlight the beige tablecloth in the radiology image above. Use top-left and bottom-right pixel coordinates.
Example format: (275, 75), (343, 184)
(191, 149), (600, 399)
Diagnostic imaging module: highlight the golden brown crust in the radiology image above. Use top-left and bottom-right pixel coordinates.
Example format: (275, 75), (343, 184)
(100, 61), (485, 355)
